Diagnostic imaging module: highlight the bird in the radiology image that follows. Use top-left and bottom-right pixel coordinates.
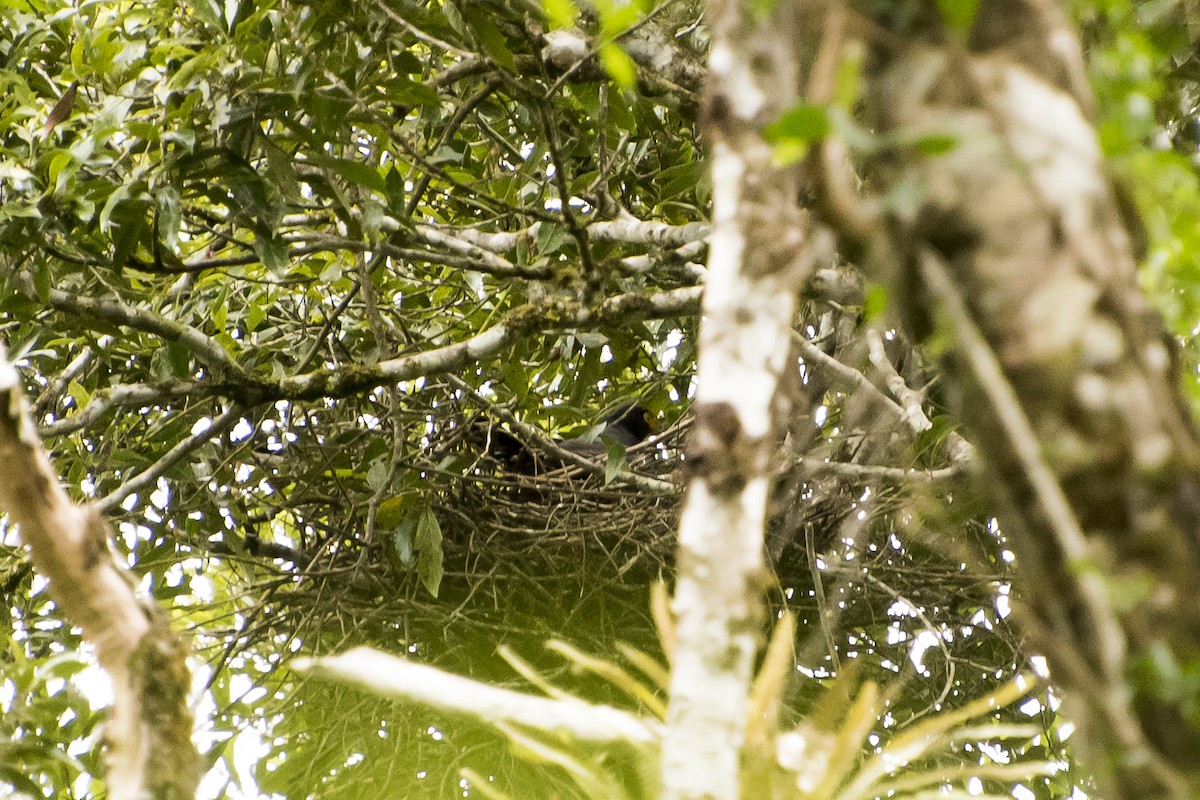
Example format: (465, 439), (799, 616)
(477, 403), (657, 475)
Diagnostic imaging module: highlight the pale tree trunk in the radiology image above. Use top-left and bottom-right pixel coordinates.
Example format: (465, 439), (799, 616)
(0, 347), (200, 800)
(810, 2), (1200, 796)
(660, 0), (812, 797)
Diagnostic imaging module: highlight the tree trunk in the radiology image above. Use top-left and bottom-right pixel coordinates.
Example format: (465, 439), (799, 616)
(830, 2), (1200, 796)
(660, 1), (812, 798)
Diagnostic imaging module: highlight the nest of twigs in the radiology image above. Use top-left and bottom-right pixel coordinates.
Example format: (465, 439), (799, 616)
(202, 401), (1020, 711)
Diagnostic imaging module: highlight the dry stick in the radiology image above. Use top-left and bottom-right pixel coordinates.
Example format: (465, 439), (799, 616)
(0, 347), (199, 800)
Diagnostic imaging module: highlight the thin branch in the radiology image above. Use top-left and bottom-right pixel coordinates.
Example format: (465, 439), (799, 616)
(272, 286), (702, 403)
(94, 406), (242, 513)
(32, 346), (94, 417)
(12, 271), (242, 377)
(371, 0), (473, 57)
(865, 328), (932, 433)
(39, 382), (199, 438)
(36, 285), (700, 410)
(795, 456), (961, 484)
(792, 329), (973, 464)
(406, 78), (503, 216)
(357, 253), (406, 546)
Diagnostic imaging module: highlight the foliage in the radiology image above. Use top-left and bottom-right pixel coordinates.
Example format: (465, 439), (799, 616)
(4, 0), (1199, 798)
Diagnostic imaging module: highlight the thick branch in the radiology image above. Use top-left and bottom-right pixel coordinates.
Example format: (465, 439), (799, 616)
(0, 347), (198, 800)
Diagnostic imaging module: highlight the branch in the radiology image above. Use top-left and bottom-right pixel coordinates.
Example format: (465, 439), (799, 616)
(0, 345), (198, 800)
(918, 248), (1125, 676)
(792, 330), (973, 466)
(662, 0), (809, 794)
(301, 234), (554, 280)
(32, 345), (94, 417)
(269, 286), (702, 403)
(33, 286), (701, 411)
(538, 14), (704, 99)
(39, 382), (198, 438)
(13, 271), (242, 377)
(294, 646), (661, 747)
(94, 405), (242, 513)
(865, 328), (932, 433)
(429, 214), (710, 254)
(918, 248), (1180, 787)
(795, 456), (962, 484)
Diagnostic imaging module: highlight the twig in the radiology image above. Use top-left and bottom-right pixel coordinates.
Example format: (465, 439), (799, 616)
(95, 405), (242, 513)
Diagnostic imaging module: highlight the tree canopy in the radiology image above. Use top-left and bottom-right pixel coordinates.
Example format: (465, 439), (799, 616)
(5, 1), (1200, 799)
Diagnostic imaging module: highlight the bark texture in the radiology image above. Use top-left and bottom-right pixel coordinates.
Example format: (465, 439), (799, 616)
(661, 1), (812, 797)
(0, 350), (199, 800)
(840, 2), (1200, 796)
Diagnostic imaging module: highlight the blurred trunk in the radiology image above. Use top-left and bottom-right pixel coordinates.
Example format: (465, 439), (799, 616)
(660, 0), (812, 797)
(825, 1), (1200, 796)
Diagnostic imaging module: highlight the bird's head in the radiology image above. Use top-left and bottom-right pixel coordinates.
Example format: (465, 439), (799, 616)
(601, 403), (658, 446)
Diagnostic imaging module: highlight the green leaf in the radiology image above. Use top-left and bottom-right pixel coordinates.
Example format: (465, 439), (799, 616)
(414, 507), (444, 597)
(385, 166), (407, 214)
(167, 342), (191, 377)
(391, 519), (416, 568)
(251, 223), (288, 274)
(537, 221), (567, 255)
(366, 457), (389, 492)
(66, 379), (90, 409)
(156, 184), (181, 243)
(862, 283), (888, 322)
(394, 49), (422, 74)
(463, 6), (516, 71)
(33, 262), (51, 303)
(502, 361), (529, 404)
(110, 216), (145, 270)
(306, 153), (388, 194)
(48, 150), (74, 193)
(937, 0), (981, 38)
(98, 183), (132, 231)
(264, 143), (301, 203)
(764, 104), (830, 144)
(183, 0), (224, 30)
(912, 132), (959, 156)
(599, 43), (637, 90)
(543, 0), (579, 28)
(602, 437), (627, 485)
(383, 77), (442, 109)
(376, 494), (417, 529)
